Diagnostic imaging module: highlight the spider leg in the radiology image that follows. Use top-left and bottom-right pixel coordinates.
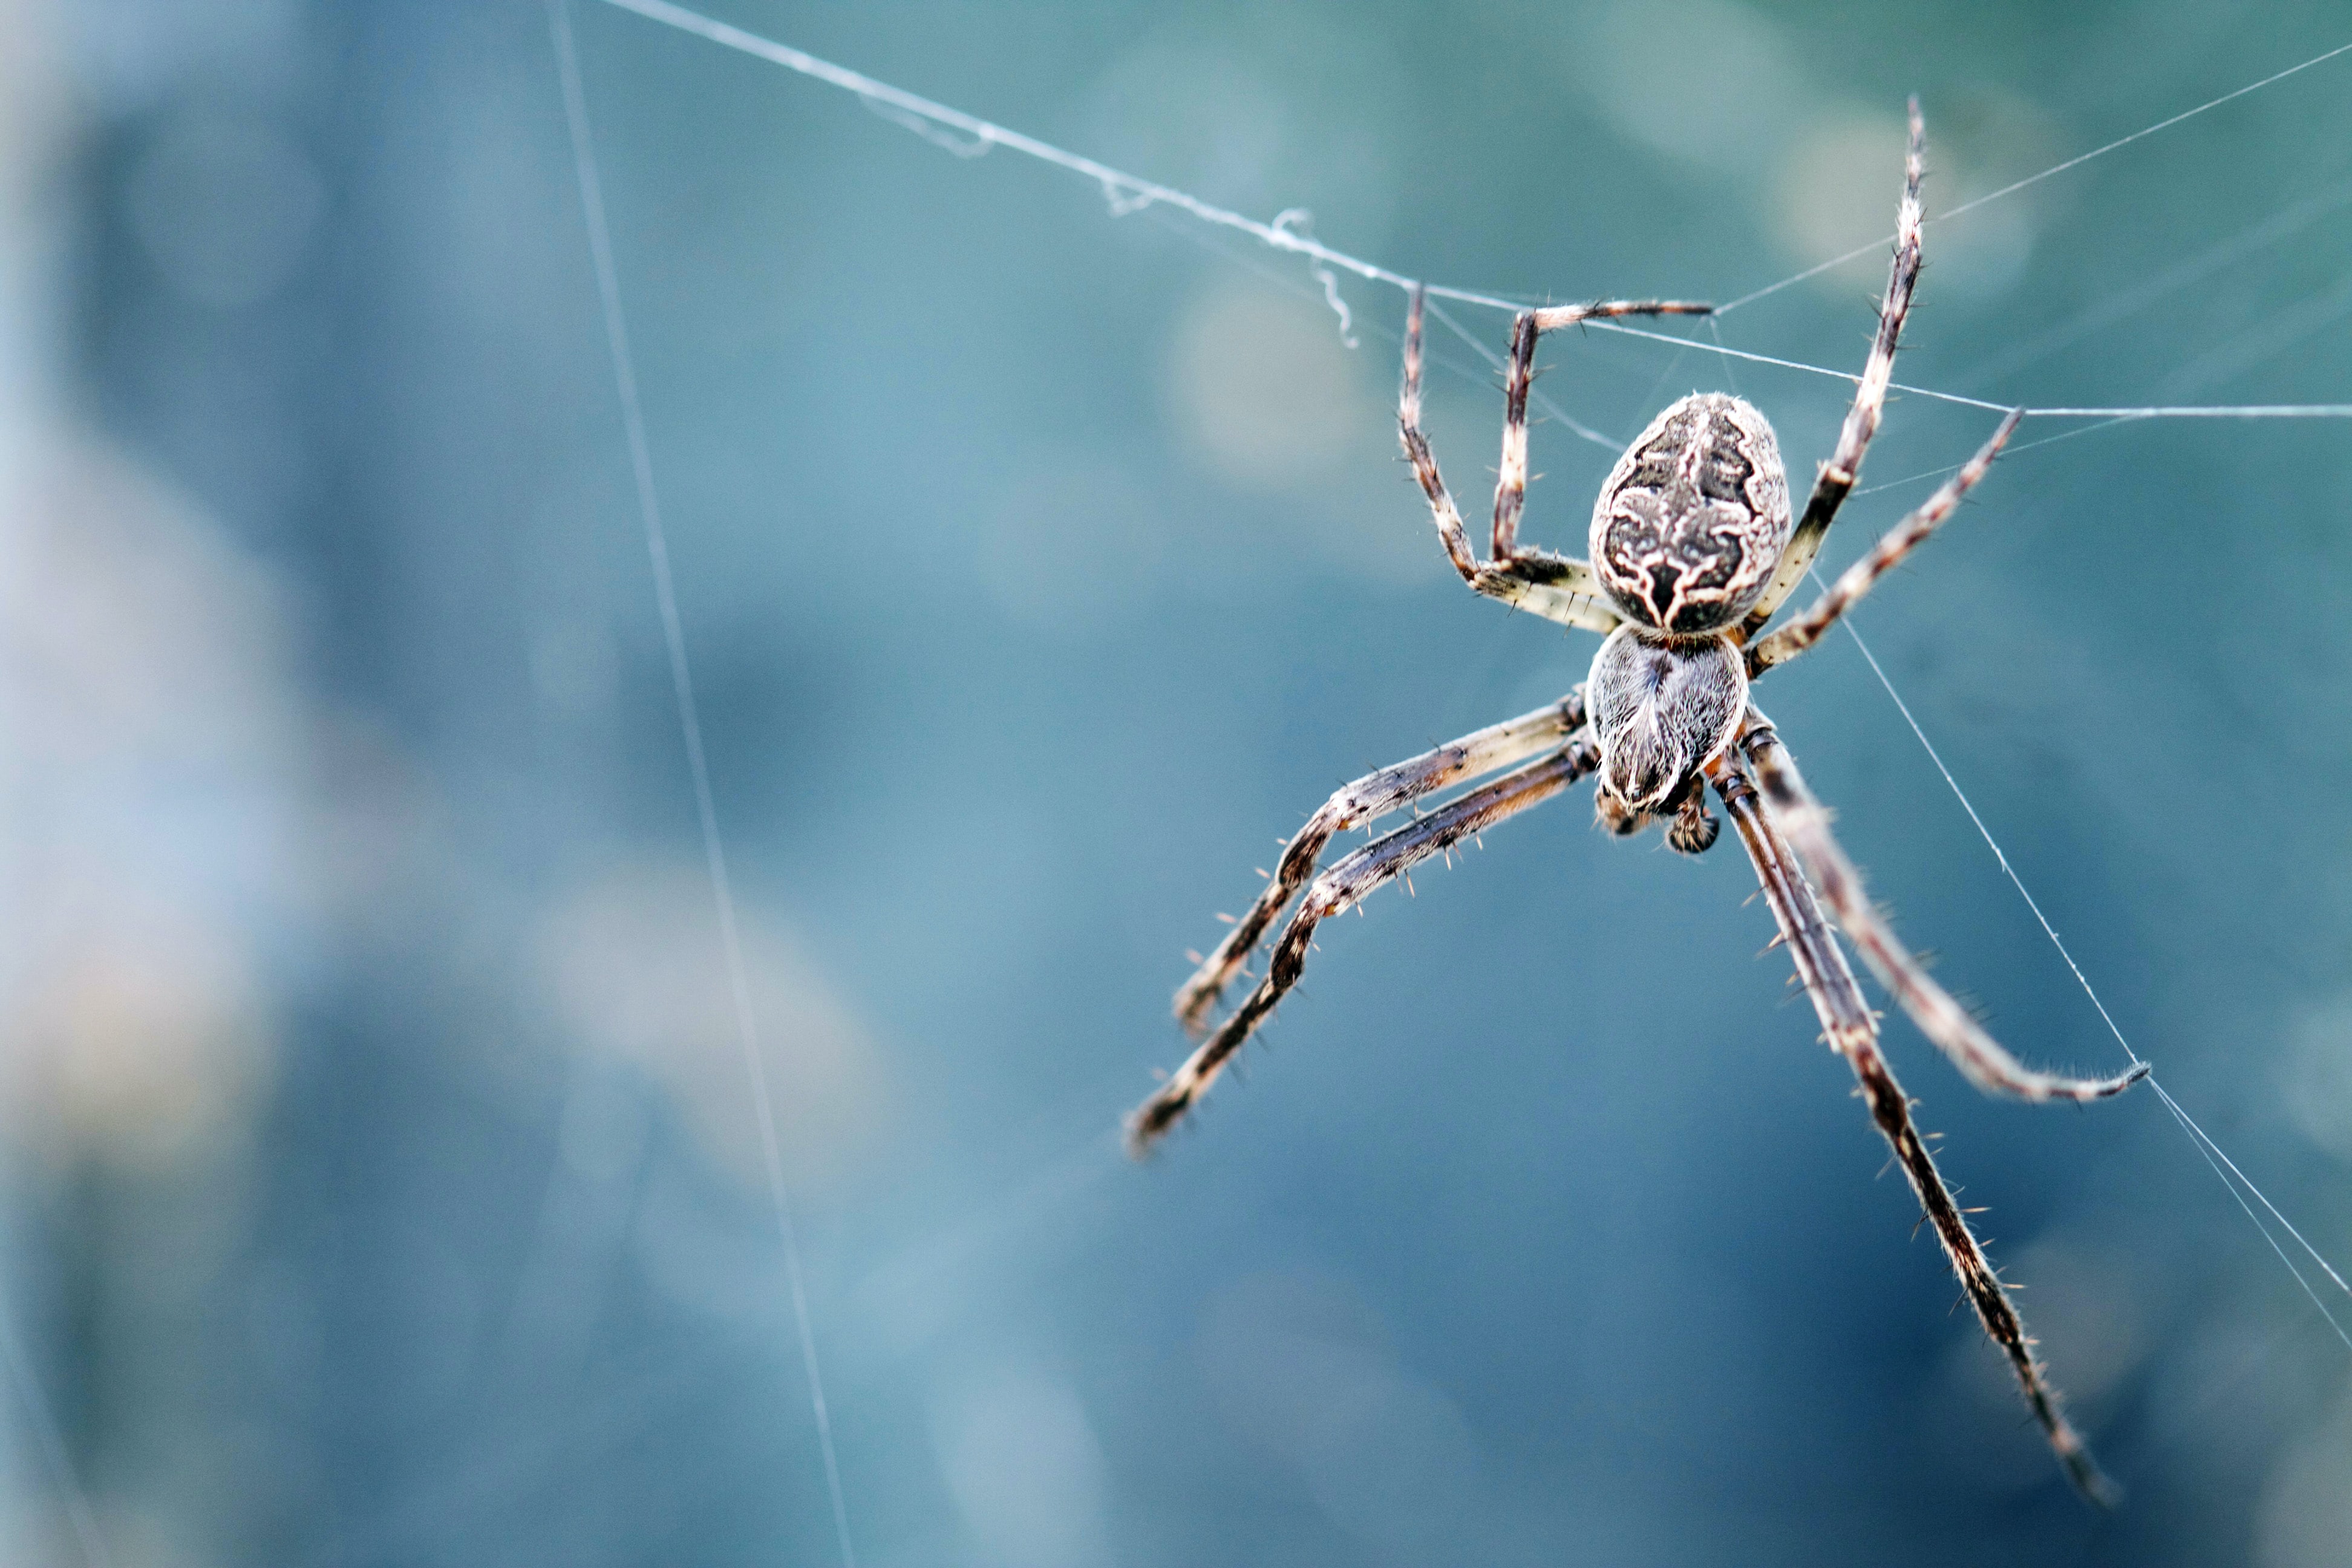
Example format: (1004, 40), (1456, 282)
(1708, 743), (2121, 1506)
(1494, 298), (1710, 560)
(1742, 98), (1928, 638)
(1748, 410), (2024, 676)
(1399, 288), (1693, 636)
(1132, 733), (1598, 1154)
(1174, 692), (1589, 1036)
(1740, 714), (2147, 1103)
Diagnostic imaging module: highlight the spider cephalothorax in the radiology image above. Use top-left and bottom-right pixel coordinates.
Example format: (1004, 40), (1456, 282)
(1134, 100), (2148, 1505)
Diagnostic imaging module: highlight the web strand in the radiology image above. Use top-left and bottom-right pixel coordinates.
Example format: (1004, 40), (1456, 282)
(1849, 417), (2141, 498)
(1423, 299), (1625, 451)
(1583, 322), (2352, 419)
(0, 1299), (115, 1568)
(592, 0), (2352, 1383)
(584, 0), (1518, 306)
(589, 0), (2352, 425)
(1953, 175), (2352, 390)
(1715, 38), (2352, 314)
(1820, 583), (2352, 1350)
(549, 6), (859, 1565)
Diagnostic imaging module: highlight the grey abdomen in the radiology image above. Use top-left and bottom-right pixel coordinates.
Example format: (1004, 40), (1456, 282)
(1587, 626), (1748, 809)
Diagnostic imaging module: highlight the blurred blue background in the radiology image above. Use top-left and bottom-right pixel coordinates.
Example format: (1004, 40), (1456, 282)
(2, 0), (2350, 1563)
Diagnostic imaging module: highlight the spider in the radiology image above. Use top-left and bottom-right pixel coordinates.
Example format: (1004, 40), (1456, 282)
(1128, 100), (2149, 1504)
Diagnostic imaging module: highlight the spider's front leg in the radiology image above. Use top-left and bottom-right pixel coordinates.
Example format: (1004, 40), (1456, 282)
(1397, 286), (1705, 636)
(1740, 713), (2146, 1102)
(1707, 742), (2122, 1506)
(1740, 97), (1929, 637)
(1133, 732), (1598, 1154)
(1746, 409), (2023, 678)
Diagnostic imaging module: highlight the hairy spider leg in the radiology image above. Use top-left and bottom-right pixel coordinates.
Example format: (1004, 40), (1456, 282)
(1742, 97), (1929, 637)
(1399, 288), (1694, 636)
(1746, 409), (2024, 676)
(1175, 691), (1590, 1036)
(1740, 715), (2146, 1102)
(1132, 735), (1598, 1153)
(1708, 742), (2122, 1506)
(1495, 297), (1710, 560)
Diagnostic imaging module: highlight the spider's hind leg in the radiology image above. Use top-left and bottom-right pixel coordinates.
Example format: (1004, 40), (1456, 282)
(1707, 740), (2122, 1505)
(1133, 734), (1598, 1153)
(1740, 715), (2146, 1103)
(1174, 693), (1588, 1035)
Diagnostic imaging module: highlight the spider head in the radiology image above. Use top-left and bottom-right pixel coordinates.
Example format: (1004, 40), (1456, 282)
(1590, 393), (1791, 635)
(1587, 626), (1746, 818)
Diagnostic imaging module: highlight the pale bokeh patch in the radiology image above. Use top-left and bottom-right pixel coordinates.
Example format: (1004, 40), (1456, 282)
(1168, 283), (1377, 490)
(532, 860), (889, 1191)
(2282, 994), (2352, 1165)
(928, 1359), (1113, 1568)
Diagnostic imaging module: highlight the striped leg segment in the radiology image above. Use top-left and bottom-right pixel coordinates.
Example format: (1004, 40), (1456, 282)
(1175, 692), (1589, 1035)
(1133, 734), (1597, 1154)
(1399, 287), (1703, 636)
(1494, 297), (1710, 559)
(1708, 740), (2120, 1506)
(1748, 409), (2024, 676)
(1743, 98), (1929, 636)
(1740, 716), (2146, 1103)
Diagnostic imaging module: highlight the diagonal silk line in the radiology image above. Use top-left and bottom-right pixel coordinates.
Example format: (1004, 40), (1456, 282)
(594, 0), (2352, 1357)
(1584, 323), (2352, 419)
(549, 5), (860, 1564)
(1821, 577), (2352, 1350)
(590, 0), (2352, 423)
(1715, 38), (2352, 314)
(585, 0), (1520, 307)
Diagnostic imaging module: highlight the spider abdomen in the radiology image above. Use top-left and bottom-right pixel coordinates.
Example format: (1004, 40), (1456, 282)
(1590, 393), (1791, 635)
(1587, 626), (1746, 812)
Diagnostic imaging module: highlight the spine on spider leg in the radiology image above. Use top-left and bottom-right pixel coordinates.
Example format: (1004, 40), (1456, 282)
(1842, 1038), (2123, 1506)
(1745, 410), (2023, 678)
(1171, 694), (1590, 1036)
(1739, 103), (1927, 639)
(1707, 749), (2122, 1508)
(1711, 757), (1870, 1050)
(1134, 738), (1595, 1155)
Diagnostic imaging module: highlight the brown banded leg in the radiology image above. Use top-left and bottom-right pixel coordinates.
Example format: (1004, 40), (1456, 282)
(1707, 743), (2120, 1506)
(1133, 734), (1598, 1154)
(1175, 692), (1589, 1035)
(1739, 715), (2146, 1102)
(1494, 297), (1710, 560)
(1747, 409), (2024, 676)
(1399, 288), (1700, 637)
(1742, 98), (1929, 636)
